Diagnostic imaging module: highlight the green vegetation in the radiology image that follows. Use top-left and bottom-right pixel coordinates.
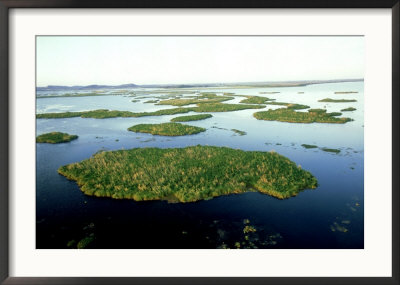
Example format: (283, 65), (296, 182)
(318, 98), (357, 103)
(36, 108), (191, 119)
(254, 108), (353, 124)
(239, 96), (273, 104)
(341, 107), (357, 112)
(157, 93), (233, 106)
(36, 132), (78, 143)
(321, 148), (341, 154)
(192, 103), (264, 112)
(231, 129), (246, 136)
(77, 235), (95, 249)
(131, 99), (140, 103)
(58, 145), (318, 202)
(37, 104), (264, 119)
(301, 144), (318, 149)
(128, 123), (206, 136)
(334, 91), (358, 94)
(144, 100), (159, 103)
(171, 114), (212, 122)
(266, 102), (310, 110)
(243, 225), (257, 234)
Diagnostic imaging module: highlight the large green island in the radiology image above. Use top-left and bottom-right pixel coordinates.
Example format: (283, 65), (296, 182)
(58, 145), (318, 202)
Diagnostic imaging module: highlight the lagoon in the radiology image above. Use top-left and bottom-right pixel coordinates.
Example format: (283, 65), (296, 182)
(36, 81), (364, 249)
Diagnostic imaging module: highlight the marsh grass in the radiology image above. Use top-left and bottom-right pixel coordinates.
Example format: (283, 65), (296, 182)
(301, 144), (318, 149)
(156, 93), (233, 106)
(341, 107), (357, 112)
(266, 102), (310, 110)
(253, 108), (352, 124)
(128, 122), (206, 136)
(58, 145), (318, 202)
(36, 132), (78, 143)
(231, 129), (247, 136)
(239, 96), (274, 104)
(318, 98), (357, 103)
(321, 148), (341, 154)
(171, 114), (212, 122)
(37, 103), (265, 119)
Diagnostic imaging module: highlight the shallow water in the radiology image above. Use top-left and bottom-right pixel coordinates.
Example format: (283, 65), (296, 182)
(36, 81), (364, 249)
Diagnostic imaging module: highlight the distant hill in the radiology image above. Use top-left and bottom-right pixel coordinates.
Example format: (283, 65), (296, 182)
(36, 83), (139, 91)
(36, 79), (363, 91)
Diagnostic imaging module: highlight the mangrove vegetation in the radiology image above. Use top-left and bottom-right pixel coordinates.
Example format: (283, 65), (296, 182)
(318, 98), (357, 103)
(36, 103), (265, 119)
(58, 145), (318, 202)
(170, 114), (213, 122)
(253, 108), (353, 124)
(341, 107), (357, 112)
(36, 132), (78, 144)
(128, 123), (206, 136)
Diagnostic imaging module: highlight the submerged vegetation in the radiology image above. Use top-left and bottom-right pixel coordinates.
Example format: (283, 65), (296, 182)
(128, 123), (206, 136)
(318, 98), (357, 103)
(254, 108), (353, 124)
(58, 145), (318, 202)
(321, 148), (341, 154)
(341, 107), (357, 112)
(170, 114), (213, 122)
(301, 144), (318, 149)
(231, 129), (246, 136)
(36, 103), (264, 119)
(36, 132), (78, 143)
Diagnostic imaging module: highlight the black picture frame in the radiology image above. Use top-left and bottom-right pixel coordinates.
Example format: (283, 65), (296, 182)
(1, 1), (399, 284)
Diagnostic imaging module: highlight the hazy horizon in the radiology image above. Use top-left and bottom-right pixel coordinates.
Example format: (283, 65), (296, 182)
(37, 78), (364, 88)
(37, 36), (364, 87)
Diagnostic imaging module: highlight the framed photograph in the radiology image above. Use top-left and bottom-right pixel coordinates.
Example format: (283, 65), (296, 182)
(1, 1), (398, 284)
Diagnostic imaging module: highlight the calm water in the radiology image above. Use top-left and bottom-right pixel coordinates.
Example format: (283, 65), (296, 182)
(36, 81), (364, 249)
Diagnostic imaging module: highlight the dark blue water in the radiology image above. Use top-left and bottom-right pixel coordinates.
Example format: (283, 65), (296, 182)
(36, 82), (364, 249)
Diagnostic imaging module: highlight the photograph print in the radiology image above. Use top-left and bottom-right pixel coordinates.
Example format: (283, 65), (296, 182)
(36, 36), (364, 249)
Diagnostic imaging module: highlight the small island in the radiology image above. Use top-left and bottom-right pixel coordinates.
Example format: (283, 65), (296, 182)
(266, 102), (310, 110)
(318, 98), (357, 103)
(253, 108), (353, 124)
(58, 145), (318, 202)
(156, 93), (233, 106)
(171, 114), (213, 122)
(334, 91), (358, 94)
(321, 148), (341, 154)
(36, 132), (78, 144)
(144, 100), (159, 104)
(240, 96), (273, 104)
(128, 122), (206, 136)
(301, 144), (318, 149)
(231, 129), (246, 136)
(341, 107), (357, 112)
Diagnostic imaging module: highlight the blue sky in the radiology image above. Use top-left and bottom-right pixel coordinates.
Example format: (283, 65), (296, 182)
(37, 36), (364, 86)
